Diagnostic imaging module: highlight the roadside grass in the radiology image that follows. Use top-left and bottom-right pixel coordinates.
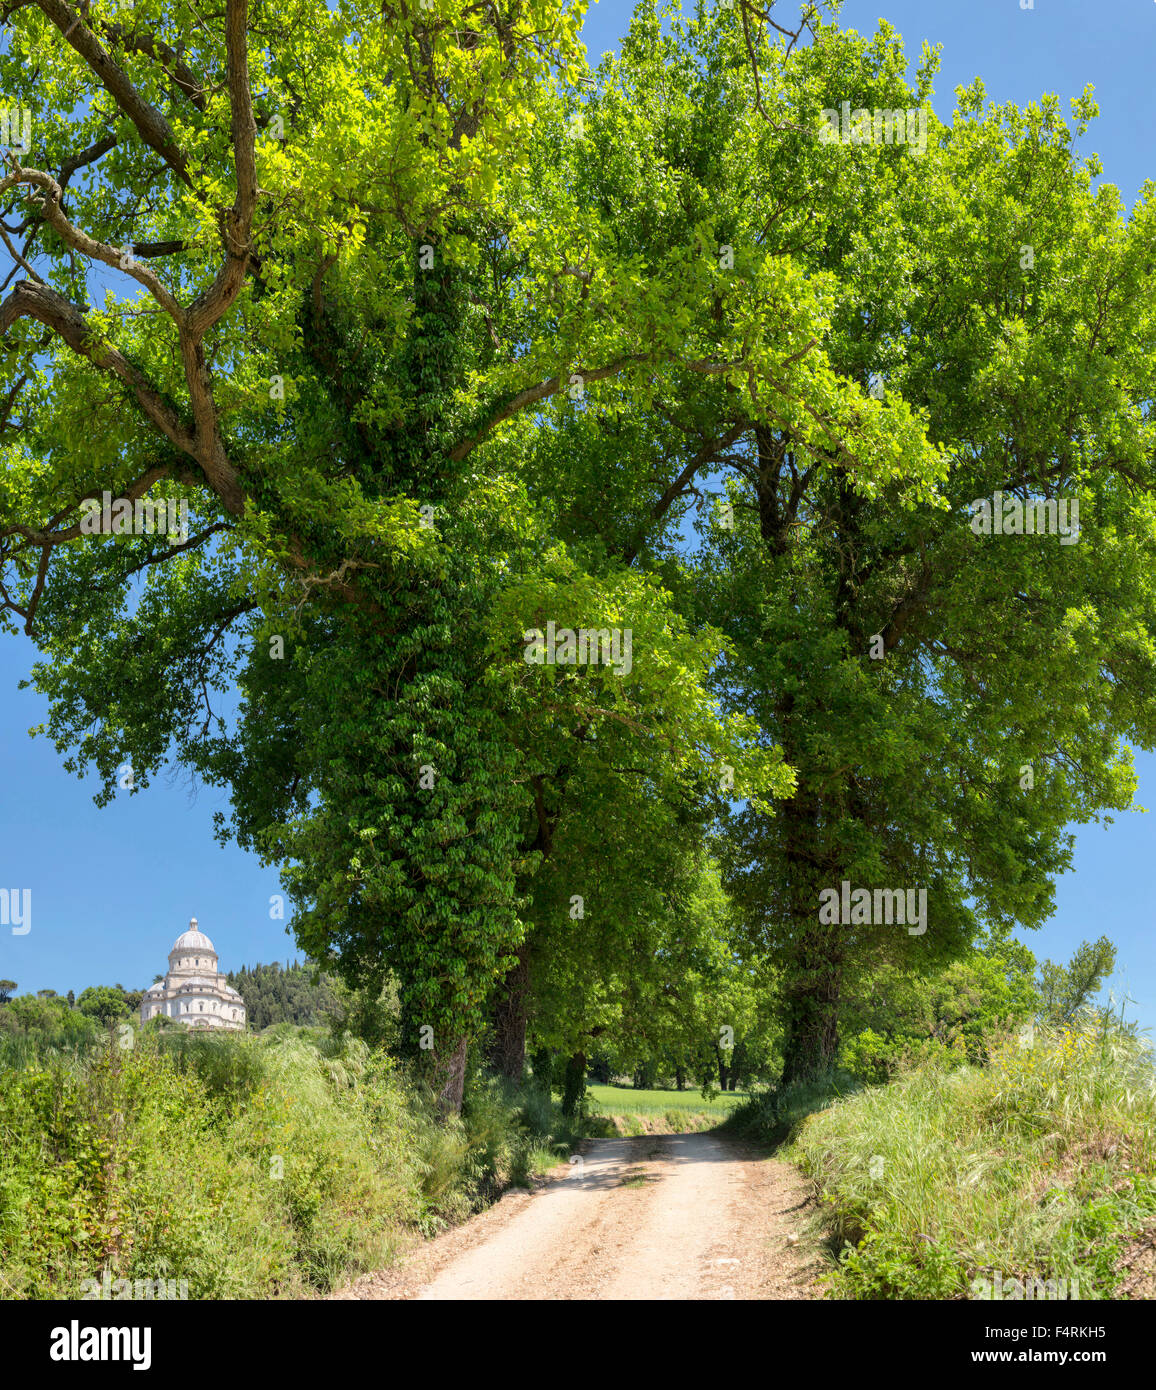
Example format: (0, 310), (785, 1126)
(0, 1027), (580, 1299)
(732, 1026), (1156, 1300)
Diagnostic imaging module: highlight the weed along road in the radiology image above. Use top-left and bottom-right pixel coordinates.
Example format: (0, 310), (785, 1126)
(332, 1132), (820, 1301)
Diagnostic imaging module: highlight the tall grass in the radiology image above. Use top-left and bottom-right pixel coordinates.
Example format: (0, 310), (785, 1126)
(778, 1025), (1156, 1299)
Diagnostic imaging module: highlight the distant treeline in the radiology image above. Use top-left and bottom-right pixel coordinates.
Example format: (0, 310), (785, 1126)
(225, 962), (340, 1030)
(0, 961), (341, 1038)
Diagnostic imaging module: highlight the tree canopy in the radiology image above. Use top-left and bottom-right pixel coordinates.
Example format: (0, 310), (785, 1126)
(2, 0), (1151, 1103)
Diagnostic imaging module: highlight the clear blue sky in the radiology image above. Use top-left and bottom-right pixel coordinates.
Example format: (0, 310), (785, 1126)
(1, 0), (1152, 1034)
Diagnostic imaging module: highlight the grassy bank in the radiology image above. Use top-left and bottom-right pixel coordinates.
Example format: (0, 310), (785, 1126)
(0, 1026), (578, 1299)
(729, 1025), (1156, 1299)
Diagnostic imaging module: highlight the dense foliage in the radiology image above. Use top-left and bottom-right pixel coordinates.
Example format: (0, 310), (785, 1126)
(0, 1023), (579, 1299)
(227, 961), (341, 1030)
(0, 0), (1152, 1304)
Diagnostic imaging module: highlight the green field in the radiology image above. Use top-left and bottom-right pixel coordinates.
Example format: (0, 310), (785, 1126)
(586, 1083), (749, 1117)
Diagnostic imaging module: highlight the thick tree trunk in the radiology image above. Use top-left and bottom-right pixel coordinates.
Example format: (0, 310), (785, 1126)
(675, 1066), (685, 1091)
(780, 944), (842, 1086)
(753, 433), (849, 1092)
(530, 1047), (554, 1093)
(436, 1036), (469, 1115)
(773, 743), (844, 1088)
(487, 943), (530, 1081)
(729, 1041), (745, 1090)
(561, 1050), (587, 1117)
(714, 1044), (729, 1092)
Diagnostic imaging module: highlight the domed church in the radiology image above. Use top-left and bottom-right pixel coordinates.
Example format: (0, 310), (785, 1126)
(140, 919), (246, 1030)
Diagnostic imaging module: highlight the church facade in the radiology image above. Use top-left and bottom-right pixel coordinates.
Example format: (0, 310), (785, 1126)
(140, 919), (246, 1031)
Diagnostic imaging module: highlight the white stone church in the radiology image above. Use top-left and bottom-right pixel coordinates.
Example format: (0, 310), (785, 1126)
(140, 919), (246, 1031)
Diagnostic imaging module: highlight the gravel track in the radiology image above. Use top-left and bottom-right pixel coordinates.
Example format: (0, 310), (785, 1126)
(331, 1130), (823, 1301)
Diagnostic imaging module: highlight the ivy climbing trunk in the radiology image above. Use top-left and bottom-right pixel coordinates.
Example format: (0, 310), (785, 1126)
(530, 1047), (554, 1095)
(436, 1037), (469, 1116)
(561, 1051), (587, 1117)
(487, 943), (530, 1081)
(777, 785), (844, 1087)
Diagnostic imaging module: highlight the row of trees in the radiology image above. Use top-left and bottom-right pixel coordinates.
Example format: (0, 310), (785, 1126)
(0, 983), (135, 1025)
(1, 0), (1151, 1108)
(544, 929), (1122, 1101)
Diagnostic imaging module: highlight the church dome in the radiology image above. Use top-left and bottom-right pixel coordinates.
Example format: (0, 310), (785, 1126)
(144, 918), (245, 1033)
(171, 917), (216, 954)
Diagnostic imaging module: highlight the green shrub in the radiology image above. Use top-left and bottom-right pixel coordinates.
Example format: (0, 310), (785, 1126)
(726, 1070), (863, 1146)
(0, 1028), (579, 1299)
(840, 1028), (967, 1085)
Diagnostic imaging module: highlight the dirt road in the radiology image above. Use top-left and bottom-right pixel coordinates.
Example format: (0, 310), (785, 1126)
(332, 1131), (823, 1301)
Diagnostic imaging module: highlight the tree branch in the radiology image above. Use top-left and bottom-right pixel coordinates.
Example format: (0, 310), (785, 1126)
(448, 353), (648, 462)
(37, 0), (192, 186)
(0, 166), (182, 319)
(183, 0), (258, 337)
(0, 280), (196, 455)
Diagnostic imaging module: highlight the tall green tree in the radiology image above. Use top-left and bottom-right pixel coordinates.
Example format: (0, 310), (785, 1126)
(651, 10), (1156, 1081)
(0, 0), (801, 1109)
(76, 985), (132, 1024)
(1037, 936), (1117, 1027)
(6, 0), (1152, 1106)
